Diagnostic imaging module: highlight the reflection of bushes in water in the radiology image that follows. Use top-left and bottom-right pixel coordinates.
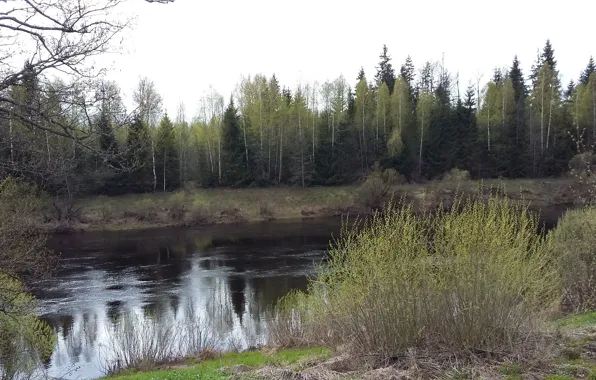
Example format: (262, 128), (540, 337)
(100, 293), (268, 375)
(100, 306), (216, 375)
(270, 196), (559, 360)
(550, 206), (596, 312)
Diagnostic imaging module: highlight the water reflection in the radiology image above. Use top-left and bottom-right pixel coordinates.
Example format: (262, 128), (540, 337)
(35, 219), (340, 380)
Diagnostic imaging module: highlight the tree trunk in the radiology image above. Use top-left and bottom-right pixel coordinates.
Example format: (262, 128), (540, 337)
(163, 149), (166, 192)
(45, 130), (51, 164)
(218, 124), (222, 184)
(540, 72), (545, 155)
(242, 115), (249, 165)
(259, 89), (263, 167)
(487, 105), (491, 153)
(362, 104), (367, 168)
(299, 112), (304, 187)
(151, 135), (157, 191)
(278, 123), (283, 183)
(9, 117), (13, 166)
(418, 119), (424, 176)
(206, 135), (214, 173)
(547, 85), (554, 150)
(331, 113), (335, 155)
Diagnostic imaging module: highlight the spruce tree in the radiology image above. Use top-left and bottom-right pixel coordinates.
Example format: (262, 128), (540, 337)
(541, 39), (557, 72)
(356, 67), (366, 82)
(125, 115), (152, 192)
(400, 56), (415, 86)
(508, 56), (529, 177)
(580, 57), (596, 85)
(375, 45), (396, 93)
(221, 99), (246, 186)
(98, 106), (117, 155)
(156, 113), (180, 191)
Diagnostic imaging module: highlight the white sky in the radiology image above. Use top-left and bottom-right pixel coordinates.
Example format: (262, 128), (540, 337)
(106, 0), (595, 119)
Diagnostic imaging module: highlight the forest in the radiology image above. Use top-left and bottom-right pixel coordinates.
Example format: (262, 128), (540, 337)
(1, 40), (595, 196)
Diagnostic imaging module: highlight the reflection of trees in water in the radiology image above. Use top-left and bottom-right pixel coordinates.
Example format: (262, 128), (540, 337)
(41, 222), (331, 379)
(228, 276), (246, 324)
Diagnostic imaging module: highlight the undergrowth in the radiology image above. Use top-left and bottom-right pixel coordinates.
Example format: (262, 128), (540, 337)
(270, 194), (560, 361)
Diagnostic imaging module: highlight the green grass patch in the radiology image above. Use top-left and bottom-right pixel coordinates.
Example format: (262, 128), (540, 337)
(498, 363), (523, 376)
(556, 312), (596, 328)
(106, 347), (330, 380)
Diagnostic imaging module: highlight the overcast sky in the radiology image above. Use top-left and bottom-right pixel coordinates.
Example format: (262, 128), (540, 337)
(107, 0), (595, 120)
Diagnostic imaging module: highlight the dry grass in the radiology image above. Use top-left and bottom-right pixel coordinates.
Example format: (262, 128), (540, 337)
(64, 186), (357, 231)
(31, 179), (577, 232)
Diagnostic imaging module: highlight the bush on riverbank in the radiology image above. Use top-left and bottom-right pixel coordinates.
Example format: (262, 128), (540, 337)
(550, 206), (596, 312)
(270, 196), (560, 361)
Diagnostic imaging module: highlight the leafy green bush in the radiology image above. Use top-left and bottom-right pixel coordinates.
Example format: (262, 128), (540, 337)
(271, 196), (559, 360)
(168, 191), (189, 221)
(357, 168), (405, 209)
(550, 206), (596, 311)
(443, 168), (471, 182)
(569, 153), (596, 176)
(0, 178), (56, 379)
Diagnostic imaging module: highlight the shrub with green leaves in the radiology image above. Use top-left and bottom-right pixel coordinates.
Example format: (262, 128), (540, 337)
(0, 178), (56, 379)
(357, 168), (405, 210)
(550, 206), (596, 311)
(271, 196), (559, 360)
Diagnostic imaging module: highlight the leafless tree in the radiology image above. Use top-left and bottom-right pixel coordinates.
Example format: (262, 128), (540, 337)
(0, 0), (173, 177)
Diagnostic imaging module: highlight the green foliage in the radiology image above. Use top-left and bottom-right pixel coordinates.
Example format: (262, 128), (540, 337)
(443, 168), (471, 182)
(272, 196), (558, 360)
(1, 40), (584, 194)
(550, 207), (596, 311)
(221, 99), (248, 186)
(498, 363), (523, 376)
(156, 114), (180, 191)
(0, 178), (56, 379)
(107, 347), (329, 380)
(0, 275), (55, 379)
(375, 45), (396, 93)
(556, 312), (596, 328)
(125, 115), (153, 193)
(357, 167), (404, 209)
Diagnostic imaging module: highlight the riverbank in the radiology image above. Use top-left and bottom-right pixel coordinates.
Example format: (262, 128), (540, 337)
(104, 312), (596, 380)
(39, 178), (578, 233)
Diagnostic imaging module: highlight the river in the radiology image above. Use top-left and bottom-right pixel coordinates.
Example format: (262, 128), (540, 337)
(34, 218), (342, 380)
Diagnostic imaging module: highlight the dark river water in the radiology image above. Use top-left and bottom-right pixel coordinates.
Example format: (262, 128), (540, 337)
(34, 218), (342, 380)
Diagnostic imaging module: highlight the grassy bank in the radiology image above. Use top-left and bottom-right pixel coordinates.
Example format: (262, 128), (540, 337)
(40, 178), (576, 232)
(97, 196), (596, 380)
(103, 313), (596, 379)
(104, 347), (331, 380)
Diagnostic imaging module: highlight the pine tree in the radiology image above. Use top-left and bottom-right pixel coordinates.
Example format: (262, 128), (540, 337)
(400, 56), (415, 86)
(356, 67), (366, 82)
(156, 113), (180, 191)
(221, 99), (247, 186)
(509, 56), (527, 102)
(125, 115), (152, 192)
(492, 68), (503, 85)
(98, 105), (117, 155)
(507, 56), (529, 177)
(541, 39), (557, 72)
(580, 57), (596, 86)
(375, 45), (396, 93)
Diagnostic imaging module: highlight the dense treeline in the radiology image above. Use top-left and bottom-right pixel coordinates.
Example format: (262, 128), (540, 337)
(1, 40), (595, 195)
